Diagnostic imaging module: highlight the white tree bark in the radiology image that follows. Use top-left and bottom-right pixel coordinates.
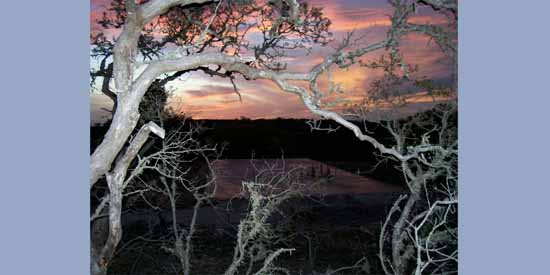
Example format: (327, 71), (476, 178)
(91, 122), (165, 275)
(90, 0), (456, 273)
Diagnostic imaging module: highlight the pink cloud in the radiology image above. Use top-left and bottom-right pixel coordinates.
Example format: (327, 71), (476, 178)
(90, 0), (456, 121)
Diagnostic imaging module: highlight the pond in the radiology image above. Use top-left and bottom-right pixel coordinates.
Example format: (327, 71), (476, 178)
(211, 158), (403, 199)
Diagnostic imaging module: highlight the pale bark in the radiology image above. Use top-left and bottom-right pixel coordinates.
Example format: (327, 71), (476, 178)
(90, 0), (452, 188)
(91, 122), (165, 275)
(90, 0), (219, 188)
(89, 1), (456, 273)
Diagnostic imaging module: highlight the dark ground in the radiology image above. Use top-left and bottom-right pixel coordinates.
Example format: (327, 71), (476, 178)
(91, 118), (409, 274)
(108, 192), (403, 274)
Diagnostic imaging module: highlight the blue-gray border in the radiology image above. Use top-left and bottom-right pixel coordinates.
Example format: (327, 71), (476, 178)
(460, 1), (550, 274)
(0, 1), (90, 274)
(1, 1), (549, 274)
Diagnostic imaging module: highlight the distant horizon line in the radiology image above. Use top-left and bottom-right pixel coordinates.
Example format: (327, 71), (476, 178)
(90, 115), (425, 127)
(91, 116), (332, 126)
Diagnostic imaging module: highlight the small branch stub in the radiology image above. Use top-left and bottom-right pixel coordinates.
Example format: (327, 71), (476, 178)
(146, 121), (166, 139)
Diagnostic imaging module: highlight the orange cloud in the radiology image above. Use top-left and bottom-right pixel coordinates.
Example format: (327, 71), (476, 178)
(90, 0), (456, 123)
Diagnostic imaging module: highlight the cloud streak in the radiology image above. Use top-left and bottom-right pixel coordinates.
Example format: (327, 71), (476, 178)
(90, 0), (456, 122)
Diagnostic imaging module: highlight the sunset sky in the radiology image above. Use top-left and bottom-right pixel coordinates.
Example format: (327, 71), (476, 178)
(90, 0), (455, 123)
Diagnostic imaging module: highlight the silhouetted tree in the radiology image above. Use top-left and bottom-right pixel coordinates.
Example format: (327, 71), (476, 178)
(89, 0), (457, 274)
(90, 1), (331, 273)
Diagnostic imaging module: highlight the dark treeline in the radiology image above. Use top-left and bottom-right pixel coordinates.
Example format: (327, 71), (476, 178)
(91, 119), (393, 161)
(90, 104), (457, 204)
(91, 106), (456, 186)
(92, 117), (405, 185)
(201, 118), (390, 160)
(199, 118), (409, 185)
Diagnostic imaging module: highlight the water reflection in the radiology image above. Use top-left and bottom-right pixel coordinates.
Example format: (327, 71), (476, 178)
(211, 158), (403, 199)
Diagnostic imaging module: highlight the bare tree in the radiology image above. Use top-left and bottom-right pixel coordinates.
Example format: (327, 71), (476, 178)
(90, 0), (457, 274)
(221, 158), (316, 275)
(91, 116), (218, 274)
(113, 155), (311, 274)
(157, 146), (218, 275)
(375, 103), (458, 275)
(90, 1), (331, 273)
